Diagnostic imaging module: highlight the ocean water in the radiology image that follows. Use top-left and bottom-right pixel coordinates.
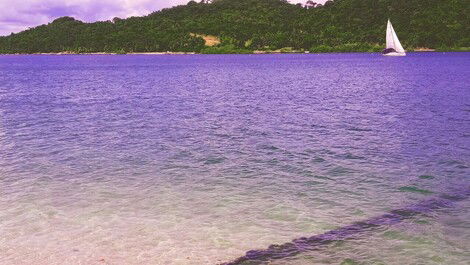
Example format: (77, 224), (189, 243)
(0, 53), (469, 265)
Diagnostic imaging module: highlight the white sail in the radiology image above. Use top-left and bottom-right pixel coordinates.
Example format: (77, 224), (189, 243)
(386, 20), (405, 54)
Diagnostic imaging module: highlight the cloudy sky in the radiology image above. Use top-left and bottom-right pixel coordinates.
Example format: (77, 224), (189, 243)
(0, 0), (326, 36)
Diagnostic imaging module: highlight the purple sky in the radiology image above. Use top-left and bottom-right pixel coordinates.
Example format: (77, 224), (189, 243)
(0, 0), (327, 36)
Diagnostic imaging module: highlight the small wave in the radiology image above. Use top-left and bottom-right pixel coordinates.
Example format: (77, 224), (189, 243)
(418, 175), (435, 180)
(347, 127), (373, 132)
(203, 157), (226, 165)
(398, 186), (433, 195)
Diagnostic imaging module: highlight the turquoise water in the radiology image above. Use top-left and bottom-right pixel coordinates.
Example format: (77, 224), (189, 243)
(0, 53), (469, 264)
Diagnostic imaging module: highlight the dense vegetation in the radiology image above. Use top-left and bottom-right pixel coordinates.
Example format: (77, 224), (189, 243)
(0, 0), (468, 54)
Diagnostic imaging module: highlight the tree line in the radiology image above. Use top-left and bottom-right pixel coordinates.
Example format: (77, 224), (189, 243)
(0, 0), (468, 54)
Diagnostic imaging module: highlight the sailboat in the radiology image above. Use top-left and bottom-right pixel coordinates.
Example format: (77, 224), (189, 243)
(383, 20), (406, 56)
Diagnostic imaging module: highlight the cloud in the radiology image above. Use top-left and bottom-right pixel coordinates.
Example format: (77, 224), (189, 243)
(0, 0), (190, 35)
(0, 0), (326, 36)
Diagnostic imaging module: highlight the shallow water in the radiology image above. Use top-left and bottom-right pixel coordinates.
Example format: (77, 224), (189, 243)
(0, 53), (469, 265)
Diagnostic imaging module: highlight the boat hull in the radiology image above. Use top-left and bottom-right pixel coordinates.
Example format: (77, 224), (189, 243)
(383, 52), (406, 56)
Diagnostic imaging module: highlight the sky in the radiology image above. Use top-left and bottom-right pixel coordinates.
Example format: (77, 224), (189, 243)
(0, 0), (327, 36)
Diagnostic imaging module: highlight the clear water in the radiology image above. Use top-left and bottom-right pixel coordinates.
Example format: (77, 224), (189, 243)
(0, 53), (468, 265)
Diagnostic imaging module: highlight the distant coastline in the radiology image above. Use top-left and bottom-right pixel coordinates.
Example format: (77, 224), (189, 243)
(0, 52), (197, 55)
(1, 47), (469, 55)
(1, 0), (467, 55)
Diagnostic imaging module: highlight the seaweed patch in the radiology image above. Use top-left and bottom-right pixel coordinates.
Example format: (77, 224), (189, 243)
(221, 189), (469, 265)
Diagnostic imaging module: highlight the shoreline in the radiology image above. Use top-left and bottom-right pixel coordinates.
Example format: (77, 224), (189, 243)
(0, 52), (198, 55)
(1, 49), (468, 56)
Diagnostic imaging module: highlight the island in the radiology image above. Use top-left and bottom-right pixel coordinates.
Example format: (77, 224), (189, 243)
(0, 0), (468, 54)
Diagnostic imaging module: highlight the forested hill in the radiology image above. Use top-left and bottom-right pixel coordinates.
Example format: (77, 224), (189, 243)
(0, 0), (468, 54)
